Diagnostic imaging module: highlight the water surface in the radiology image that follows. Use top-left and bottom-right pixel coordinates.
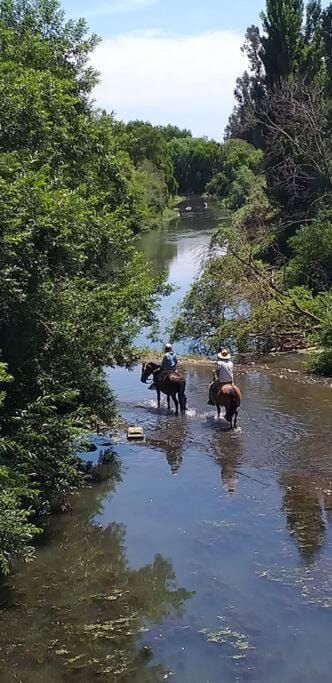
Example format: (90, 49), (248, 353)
(136, 196), (221, 350)
(1, 202), (332, 683)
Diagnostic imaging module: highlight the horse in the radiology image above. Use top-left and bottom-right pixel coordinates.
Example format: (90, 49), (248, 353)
(214, 384), (241, 430)
(141, 362), (187, 416)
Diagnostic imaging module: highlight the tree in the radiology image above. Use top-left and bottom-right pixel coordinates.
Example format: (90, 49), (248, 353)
(288, 218), (332, 292)
(121, 120), (177, 195)
(226, 1), (328, 144)
(158, 123), (192, 142)
(0, 0), (168, 572)
(206, 138), (263, 209)
(260, 78), (332, 227)
(169, 136), (221, 194)
(260, 0), (305, 84)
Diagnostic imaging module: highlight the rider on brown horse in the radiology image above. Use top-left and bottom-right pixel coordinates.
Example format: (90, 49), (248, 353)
(208, 348), (234, 405)
(141, 345), (187, 415)
(150, 343), (179, 389)
(207, 348), (241, 429)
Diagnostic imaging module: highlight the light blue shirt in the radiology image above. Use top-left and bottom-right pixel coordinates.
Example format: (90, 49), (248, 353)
(161, 351), (178, 371)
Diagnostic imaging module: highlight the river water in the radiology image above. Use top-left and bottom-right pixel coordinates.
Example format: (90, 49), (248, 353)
(1, 201), (332, 683)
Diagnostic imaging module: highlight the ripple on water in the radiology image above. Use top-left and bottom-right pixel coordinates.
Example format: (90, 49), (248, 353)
(256, 558), (332, 609)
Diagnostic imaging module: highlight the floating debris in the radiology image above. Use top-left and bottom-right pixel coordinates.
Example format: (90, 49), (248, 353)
(127, 426), (144, 441)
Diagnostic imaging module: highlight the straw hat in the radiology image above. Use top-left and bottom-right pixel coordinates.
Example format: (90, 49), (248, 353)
(217, 348), (231, 361)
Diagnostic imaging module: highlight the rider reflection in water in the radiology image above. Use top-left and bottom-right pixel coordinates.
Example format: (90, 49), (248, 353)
(208, 348), (234, 406)
(149, 343), (178, 389)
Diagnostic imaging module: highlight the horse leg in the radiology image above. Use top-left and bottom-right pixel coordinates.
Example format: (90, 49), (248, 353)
(173, 393), (179, 416)
(234, 410), (239, 430)
(167, 395), (171, 411)
(217, 404), (221, 419)
(224, 396), (231, 424)
(178, 381), (187, 414)
(157, 389), (161, 409)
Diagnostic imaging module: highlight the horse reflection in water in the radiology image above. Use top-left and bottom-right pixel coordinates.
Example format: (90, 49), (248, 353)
(146, 415), (188, 475)
(280, 473), (328, 560)
(141, 362), (187, 416)
(210, 428), (244, 495)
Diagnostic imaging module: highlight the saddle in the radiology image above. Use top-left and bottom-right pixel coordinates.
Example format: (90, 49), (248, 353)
(158, 370), (181, 383)
(149, 369), (181, 389)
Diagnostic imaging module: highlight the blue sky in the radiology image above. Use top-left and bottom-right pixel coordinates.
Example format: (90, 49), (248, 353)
(64, 0), (266, 37)
(60, 1), (326, 140)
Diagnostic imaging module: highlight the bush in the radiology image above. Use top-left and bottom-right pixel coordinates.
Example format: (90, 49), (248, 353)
(306, 350), (332, 376)
(288, 218), (332, 293)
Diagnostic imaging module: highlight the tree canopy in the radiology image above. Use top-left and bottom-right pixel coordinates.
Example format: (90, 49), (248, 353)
(0, 0), (170, 574)
(173, 0), (332, 375)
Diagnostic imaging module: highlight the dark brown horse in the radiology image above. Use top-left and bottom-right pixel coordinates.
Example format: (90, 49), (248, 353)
(141, 362), (187, 415)
(214, 384), (241, 429)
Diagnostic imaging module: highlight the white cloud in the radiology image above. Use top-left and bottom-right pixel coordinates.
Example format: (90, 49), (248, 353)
(86, 0), (157, 17)
(91, 30), (247, 140)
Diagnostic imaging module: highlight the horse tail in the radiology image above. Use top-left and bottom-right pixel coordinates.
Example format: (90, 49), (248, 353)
(178, 379), (187, 413)
(229, 386), (240, 427)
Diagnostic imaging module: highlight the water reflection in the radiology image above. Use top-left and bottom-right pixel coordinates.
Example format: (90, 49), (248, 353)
(280, 474), (327, 561)
(0, 463), (192, 683)
(136, 199), (223, 350)
(209, 430), (244, 495)
(146, 415), (188, 474)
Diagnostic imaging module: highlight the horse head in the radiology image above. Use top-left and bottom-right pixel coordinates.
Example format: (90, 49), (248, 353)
(140, 361), (159, 384)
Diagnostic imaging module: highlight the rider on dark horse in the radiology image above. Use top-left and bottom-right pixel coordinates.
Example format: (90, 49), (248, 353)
(149, 343), (179, 389)
(208, 348), (234, 406)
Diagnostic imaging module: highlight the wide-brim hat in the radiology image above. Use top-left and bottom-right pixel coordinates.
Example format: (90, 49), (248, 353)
(217, 349), (231, 361)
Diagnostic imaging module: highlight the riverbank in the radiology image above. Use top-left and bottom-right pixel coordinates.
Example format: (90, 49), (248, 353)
(137, 348), (332, 386)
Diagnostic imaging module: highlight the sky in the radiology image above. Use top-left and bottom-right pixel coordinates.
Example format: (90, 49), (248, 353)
(60, 1), (276, 140)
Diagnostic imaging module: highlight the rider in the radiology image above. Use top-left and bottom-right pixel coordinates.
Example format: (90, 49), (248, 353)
(149, 343), (178, 389)
(207, 348), (234, 406)
(161, 343), (178, 373)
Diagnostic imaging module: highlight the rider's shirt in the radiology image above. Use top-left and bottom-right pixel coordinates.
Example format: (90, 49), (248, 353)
(216, 359), (234, 383)
(161, 351), (178, 371)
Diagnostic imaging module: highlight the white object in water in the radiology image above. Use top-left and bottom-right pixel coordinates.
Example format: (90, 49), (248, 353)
(185, 206), (192, 212)
(127, 426), (144, 441)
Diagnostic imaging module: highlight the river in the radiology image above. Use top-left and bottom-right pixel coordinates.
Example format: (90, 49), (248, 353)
(1, 201), (332, 683)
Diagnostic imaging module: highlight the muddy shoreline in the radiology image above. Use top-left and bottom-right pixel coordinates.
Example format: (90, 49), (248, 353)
(137, 350), (332, 387)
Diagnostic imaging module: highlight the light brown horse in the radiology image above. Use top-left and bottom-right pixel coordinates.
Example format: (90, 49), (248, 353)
(141, 362), (187, 416)
(214, 384), (241, 429)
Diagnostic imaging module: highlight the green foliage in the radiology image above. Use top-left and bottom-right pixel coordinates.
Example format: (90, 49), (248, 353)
(120, 119), (176, 195)
(261, 0), (307, 83)
(169, 136), (221, 194)
(206, 139), (263, 209)
(288, 218), (332, 292)
(133, 160), (170, 229)
(0, 487), (40, 575)
(207, 0), (332, 377)
(0, 0), (170, 573)
(158, 124), (192, 142)
(227, 1), (330, 144)
(307, 349), (332, 375)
